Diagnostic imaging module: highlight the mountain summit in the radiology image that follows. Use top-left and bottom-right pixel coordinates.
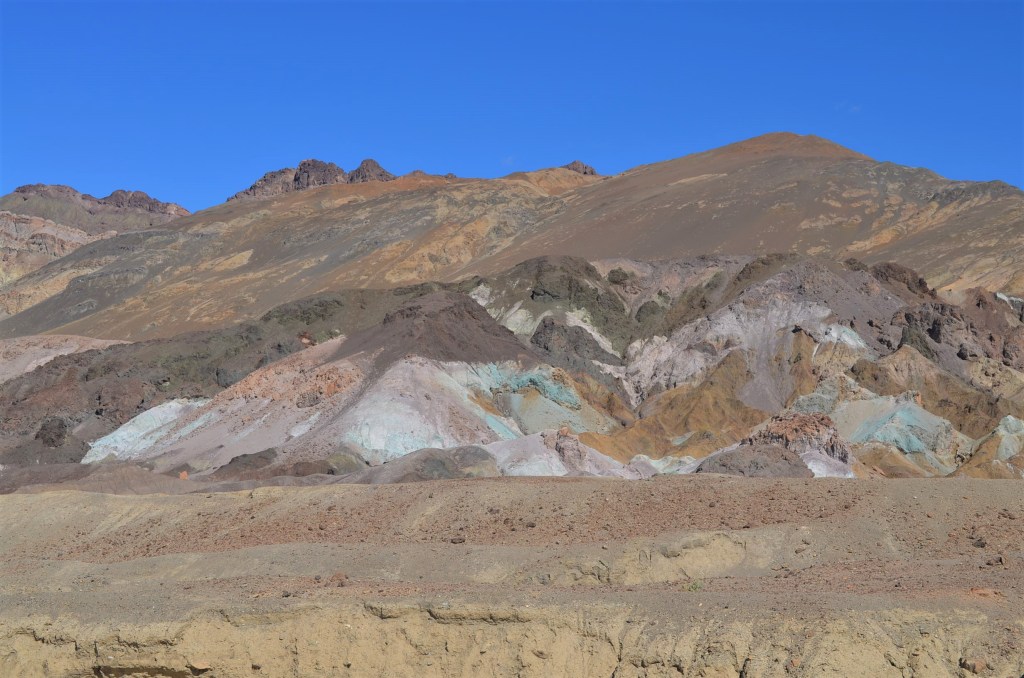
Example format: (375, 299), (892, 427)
(229, 157), (397, 200)
(346, 158), (396, 184)
(563, 160), (598, 175)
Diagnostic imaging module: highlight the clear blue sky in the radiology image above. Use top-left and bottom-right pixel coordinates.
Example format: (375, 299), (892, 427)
(2, 1), (1022, 211)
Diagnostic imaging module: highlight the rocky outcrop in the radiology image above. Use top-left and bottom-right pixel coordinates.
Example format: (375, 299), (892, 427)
(5, 249), (1024, 480)
(337, 291), (533, 367)
(231, 159), (349, 201)
(230, 158), (396, 200)
(744, 413), (851, 463)
(563, 160), (597, 176)
(869, 261), (937, 299)
(98, 189), (189, 216)
(896, 299), (1024, 373)
(294, 159), (347, 190)
(346, 158), (395, 184)
(229, 167), (298, 201)
(0, 334), (125, 387)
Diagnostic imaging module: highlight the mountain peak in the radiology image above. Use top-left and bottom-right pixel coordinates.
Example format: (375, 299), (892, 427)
(230, 157), (398, 200)
(563, 160), (598, 176)
(230, 159), (348, 201)
(100, 189), (190, 217)
(347, 158), (396, 184)
(714, 132), (870, 160)
(294, 159), (347, 190)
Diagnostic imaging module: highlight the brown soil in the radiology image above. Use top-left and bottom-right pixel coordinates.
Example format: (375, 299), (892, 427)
(1, 476), (1021, 676)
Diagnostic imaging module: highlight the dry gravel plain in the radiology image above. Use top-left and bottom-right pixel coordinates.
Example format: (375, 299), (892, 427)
(0, 474), (1022, 677)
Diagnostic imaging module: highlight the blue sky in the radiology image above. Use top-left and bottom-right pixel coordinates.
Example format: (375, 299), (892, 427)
(1, 1), (1022, 211)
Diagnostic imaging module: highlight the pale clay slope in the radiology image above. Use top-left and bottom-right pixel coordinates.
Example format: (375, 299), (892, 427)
(83, 335), (633, 478)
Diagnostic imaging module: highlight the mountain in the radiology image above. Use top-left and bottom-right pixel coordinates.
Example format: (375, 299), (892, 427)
(2, 133), (1023, 488)
(0, 133), (1020, 342)
(0, 184), (188, 235)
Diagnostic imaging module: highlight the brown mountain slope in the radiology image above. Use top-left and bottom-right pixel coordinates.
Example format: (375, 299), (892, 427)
(0, 133), (1020, 341)
(0, 211), (113, 287)
(0, 173), (566, 338)
(468, 133), (1024, 296)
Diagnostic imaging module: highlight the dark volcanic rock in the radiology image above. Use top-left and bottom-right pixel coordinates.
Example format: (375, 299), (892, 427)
(347, 159), (396, 184)
(508, 256), (632, 350)
(695, 444), (813, 478)
(563, 160), (597, 176)
(294, 159), (347, 190)
(896, 298), (1024, 373)
(870, 262), (937, 300)
(229, 167), (297, 201)
(337, 291), (534, 367)
(230, 159), (349, 201)
(529, 317), (624, 391)
(230, 158), (394, 200)
(34, 416), (70, 448)
(208, 449), (278, 479)
(99, 190), (189, 217)
(531, 317), (620, 365)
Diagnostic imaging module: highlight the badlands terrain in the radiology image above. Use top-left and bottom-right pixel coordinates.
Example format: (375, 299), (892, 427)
(1, 133), (1023, 675)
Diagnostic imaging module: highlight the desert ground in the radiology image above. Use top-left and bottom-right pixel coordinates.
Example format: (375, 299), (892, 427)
(1, 475), (1021, 677)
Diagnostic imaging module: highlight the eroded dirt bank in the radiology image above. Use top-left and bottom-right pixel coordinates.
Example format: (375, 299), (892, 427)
(1, 476), (1022, 677)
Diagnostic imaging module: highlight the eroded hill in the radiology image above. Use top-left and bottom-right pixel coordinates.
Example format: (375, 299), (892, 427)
(3, 255), (1023, 490)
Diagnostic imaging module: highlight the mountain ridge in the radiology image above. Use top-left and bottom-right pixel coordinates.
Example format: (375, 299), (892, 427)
(0, 132), (1021, 342)
(1, 184), (189, 230)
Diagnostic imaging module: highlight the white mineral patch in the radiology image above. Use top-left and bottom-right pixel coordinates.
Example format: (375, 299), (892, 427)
(631, 454), (698, 474)
(996, 292), (1024, 307)
(469, 283), (493, 308)
(800, 451), (855, 478)
(821, 324), (870, 351)
(288, 411), (321, 439)
(989, 415), (1024, 461)
(83, 398), (211, 463)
